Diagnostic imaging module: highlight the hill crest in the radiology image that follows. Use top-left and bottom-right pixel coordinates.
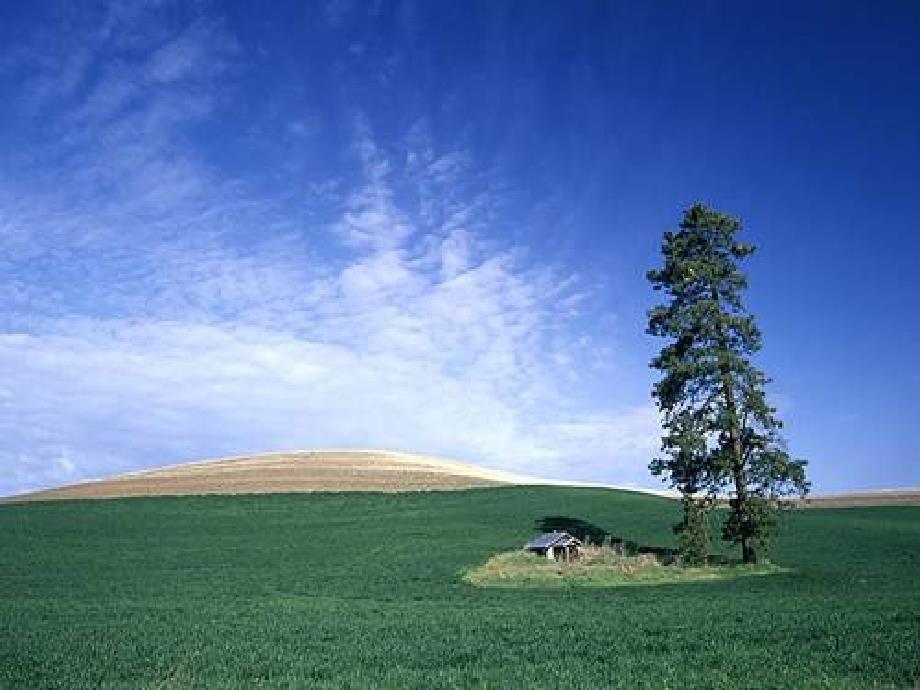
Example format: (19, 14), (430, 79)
(9, 450), (915, 505)
(7, 449), (674, 502)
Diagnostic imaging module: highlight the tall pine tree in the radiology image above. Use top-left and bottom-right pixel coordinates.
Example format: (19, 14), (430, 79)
(647, 203), (809, 563)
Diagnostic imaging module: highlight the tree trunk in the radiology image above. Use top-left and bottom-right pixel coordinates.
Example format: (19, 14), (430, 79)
(742, 540), (755, 564)
(713, 290), (755, 563)
(724, 384), (755, 564)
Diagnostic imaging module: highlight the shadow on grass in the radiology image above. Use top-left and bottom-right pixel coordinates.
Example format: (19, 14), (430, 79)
(534, 515), (735, 566)
(535, 516), (610, 544)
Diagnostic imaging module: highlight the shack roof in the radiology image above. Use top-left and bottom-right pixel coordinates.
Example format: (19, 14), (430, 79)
(525, 531), (581, 549)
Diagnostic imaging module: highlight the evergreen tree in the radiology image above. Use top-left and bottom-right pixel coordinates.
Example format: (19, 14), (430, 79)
(674, 495), (711, 566)
(647, 203), (809, 563)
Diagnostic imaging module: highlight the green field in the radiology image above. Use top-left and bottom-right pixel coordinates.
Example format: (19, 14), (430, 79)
(1, 487), (918, 688)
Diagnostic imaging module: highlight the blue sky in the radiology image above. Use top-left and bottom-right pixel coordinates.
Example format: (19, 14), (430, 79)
(1, 1), (917, 496)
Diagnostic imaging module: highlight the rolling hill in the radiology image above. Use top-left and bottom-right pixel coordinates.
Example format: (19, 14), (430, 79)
(7, 449), (916, 506)
(7, 450), (530, 501)
(9, 449), (676, 502)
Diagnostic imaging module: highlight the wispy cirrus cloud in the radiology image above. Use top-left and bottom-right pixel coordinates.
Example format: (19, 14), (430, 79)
(0, 1), (660, 496)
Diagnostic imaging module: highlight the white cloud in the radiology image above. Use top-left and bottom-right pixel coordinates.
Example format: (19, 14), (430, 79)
(0, 2), (662, 497)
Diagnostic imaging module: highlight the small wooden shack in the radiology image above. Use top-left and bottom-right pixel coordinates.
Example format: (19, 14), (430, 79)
(525, 531), (582, 561)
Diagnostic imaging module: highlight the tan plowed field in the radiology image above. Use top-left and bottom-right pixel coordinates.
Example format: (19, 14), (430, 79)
(799, 490), (920, 508)
(7, 450), (561, 501)
(7, 450), (914, 505)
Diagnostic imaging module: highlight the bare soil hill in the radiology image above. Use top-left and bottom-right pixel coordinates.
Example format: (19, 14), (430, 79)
(8, 450), (912, 505)
(798, 489), (920, 508)
(6, 450), (572, 501)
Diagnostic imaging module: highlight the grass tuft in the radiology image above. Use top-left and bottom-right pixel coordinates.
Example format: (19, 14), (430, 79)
(463, 546), (786, 587)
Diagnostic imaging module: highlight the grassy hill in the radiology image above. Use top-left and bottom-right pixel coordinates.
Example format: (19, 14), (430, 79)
(1, 486), (918, 688)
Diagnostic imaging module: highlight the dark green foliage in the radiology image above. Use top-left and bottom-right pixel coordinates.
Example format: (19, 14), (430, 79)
(1, 489), (918, 688)
(647, 203), (809, 562)
(675, 495), (711, 565)
(723, 495), (778, 559)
